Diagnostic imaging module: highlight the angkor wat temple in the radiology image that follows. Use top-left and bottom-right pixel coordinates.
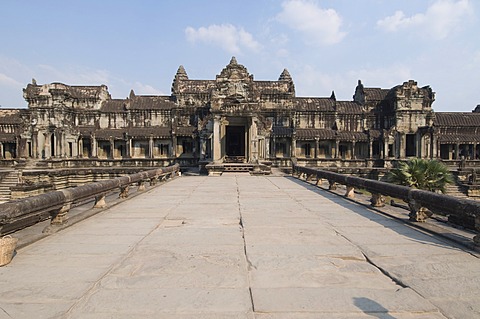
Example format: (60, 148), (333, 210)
(1, 57), (479, 175)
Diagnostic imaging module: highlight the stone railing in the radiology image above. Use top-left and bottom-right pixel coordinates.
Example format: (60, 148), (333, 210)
(0, 164), (180, 235)
(292, 164), (480, 246)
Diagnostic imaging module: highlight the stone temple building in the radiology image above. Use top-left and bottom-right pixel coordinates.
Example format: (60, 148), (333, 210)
(0, 57), (479, 175)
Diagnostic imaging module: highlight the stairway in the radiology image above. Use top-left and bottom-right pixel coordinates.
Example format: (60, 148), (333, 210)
(0, 170), (19, 203)
(445, 179), (469, 200)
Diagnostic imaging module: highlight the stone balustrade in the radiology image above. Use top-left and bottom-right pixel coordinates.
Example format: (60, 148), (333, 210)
(0, 164), (180, 235)
(293, 164), (480, 246)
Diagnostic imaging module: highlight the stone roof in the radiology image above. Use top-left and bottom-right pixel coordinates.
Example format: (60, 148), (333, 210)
(128, 127), (171, 138)
(335, 101), (364, 114)
(434, 113), (480, 127)
(273, 127), (293, 137)
(296, 129), (368, 141)
(101, 99), (127, 112)
(0, 110), (23, 124)
(294, 98), (335, 111)
(364, 88), (390, 101)
(129, 96), (176, 110)
(438, 134), (480, 143)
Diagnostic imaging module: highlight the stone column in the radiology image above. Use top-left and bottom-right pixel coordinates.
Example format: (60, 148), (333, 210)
(369, 141), (373, 159)
(149, 135), (154, 158)
(455, 143), (460, 160)
(352, 141), (356, 159)
(213, 116), (222, 162)
(399, 133), (406, 159)
(474, 143), (478, 160)
(315, 138), (319, 159)
(249, 117), (258, 162)
(109, 137), (115, 159)
(272, 135), (276, 158)
(0, 142), (3, 159)
(91, 135), (98, 158)
(32, 131), (38, 159)
(291, 137), (297, 158)
(335, 140), (340, 159)
(78, 138), (83, 158)
(126, 137), (132, 158)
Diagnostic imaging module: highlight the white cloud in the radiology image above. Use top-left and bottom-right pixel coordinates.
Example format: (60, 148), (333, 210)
(0, 73), (23, 87)
(294, 64), (412, 99)
(377, 0), (472, 39)
(132, 82), (164, 95)
(276, 0), (346, 46)
(185, 24), (261, 54)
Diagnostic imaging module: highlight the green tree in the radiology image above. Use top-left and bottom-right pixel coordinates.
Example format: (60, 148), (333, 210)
(387, 158), (453, 221)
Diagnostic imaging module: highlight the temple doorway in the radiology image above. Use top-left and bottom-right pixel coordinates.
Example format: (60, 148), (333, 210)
(226, 125), (245, 161)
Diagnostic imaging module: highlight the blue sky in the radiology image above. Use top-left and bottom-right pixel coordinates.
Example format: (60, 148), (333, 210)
(0, 0), (479, 112)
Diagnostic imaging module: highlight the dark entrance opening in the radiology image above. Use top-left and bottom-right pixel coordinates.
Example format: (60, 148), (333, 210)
(406, 134), (416, 157)
(226, 126), (245, 160)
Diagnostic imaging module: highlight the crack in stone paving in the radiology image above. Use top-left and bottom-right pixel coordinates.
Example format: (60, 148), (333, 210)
(235, 176), (256, 313)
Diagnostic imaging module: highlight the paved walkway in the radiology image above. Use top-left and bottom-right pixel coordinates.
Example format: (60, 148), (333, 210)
(1, 175), (479, 318)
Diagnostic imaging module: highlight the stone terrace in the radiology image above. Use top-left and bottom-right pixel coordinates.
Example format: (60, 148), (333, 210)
(0, 175), (479, 318)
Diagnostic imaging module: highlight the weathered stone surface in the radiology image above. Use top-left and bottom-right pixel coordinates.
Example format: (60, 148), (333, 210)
(1, 175), (479, 318)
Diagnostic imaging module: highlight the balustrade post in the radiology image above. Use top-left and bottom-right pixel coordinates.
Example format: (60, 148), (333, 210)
(474, 216), (480, 245)
(315, 177), (322, 186)
(119, 185), (129, 198)
(50, 203), (71, 225)
(94, 194), (107, 208)
(138, 180), (146, 191)
(328, 180), (337, 190)
(407, 199), (432, 222)
(345, 185), (355, 198)
(370, 193), (386, 207)
(150, 177), (158, 186)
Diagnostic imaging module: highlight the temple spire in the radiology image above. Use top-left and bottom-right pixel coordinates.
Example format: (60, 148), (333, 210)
(175, 65), (189, 81)
(279, 69), (292, 81)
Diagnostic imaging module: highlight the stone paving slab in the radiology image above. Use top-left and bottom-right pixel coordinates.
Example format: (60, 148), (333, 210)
(0, 175), (479, 318)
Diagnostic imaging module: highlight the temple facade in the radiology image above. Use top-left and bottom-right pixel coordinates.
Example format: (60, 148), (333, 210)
(0, 57), (479, 172)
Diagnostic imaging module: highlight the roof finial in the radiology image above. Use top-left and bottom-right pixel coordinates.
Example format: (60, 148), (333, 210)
(330, 90), (336, 100)
(229, 56), (238, 65)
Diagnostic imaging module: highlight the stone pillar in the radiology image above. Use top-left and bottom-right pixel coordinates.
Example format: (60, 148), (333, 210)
(315, 138), (319, 159)
(383, 138), (389, 159)
(455, 143), (460, 160)
(91, 135), (98, 158)
(172, 135), (177, 158)
(291, 137), (297, 158)
(399, 133), (406, 159)
(78, 138), (83, 158)
(249, 117), (258, 162)
(474, 143), (478, 160)
(0, 142), (3, 159)
(149, 135), (154, 158)
(32, 131), (38, 159)
(369, 141), (373, 159)
(352, 141), (356, 159)
(200, 136), (206, 159)
(335, 140), (340, 159)
(126, 137), (132, 158)
(109, 137), (115, 159)
(272, 135), (276, 158)
(213, 116), (222, 162)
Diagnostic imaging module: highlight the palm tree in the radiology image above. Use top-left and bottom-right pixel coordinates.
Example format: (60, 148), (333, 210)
(387, 158), (453, 221)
